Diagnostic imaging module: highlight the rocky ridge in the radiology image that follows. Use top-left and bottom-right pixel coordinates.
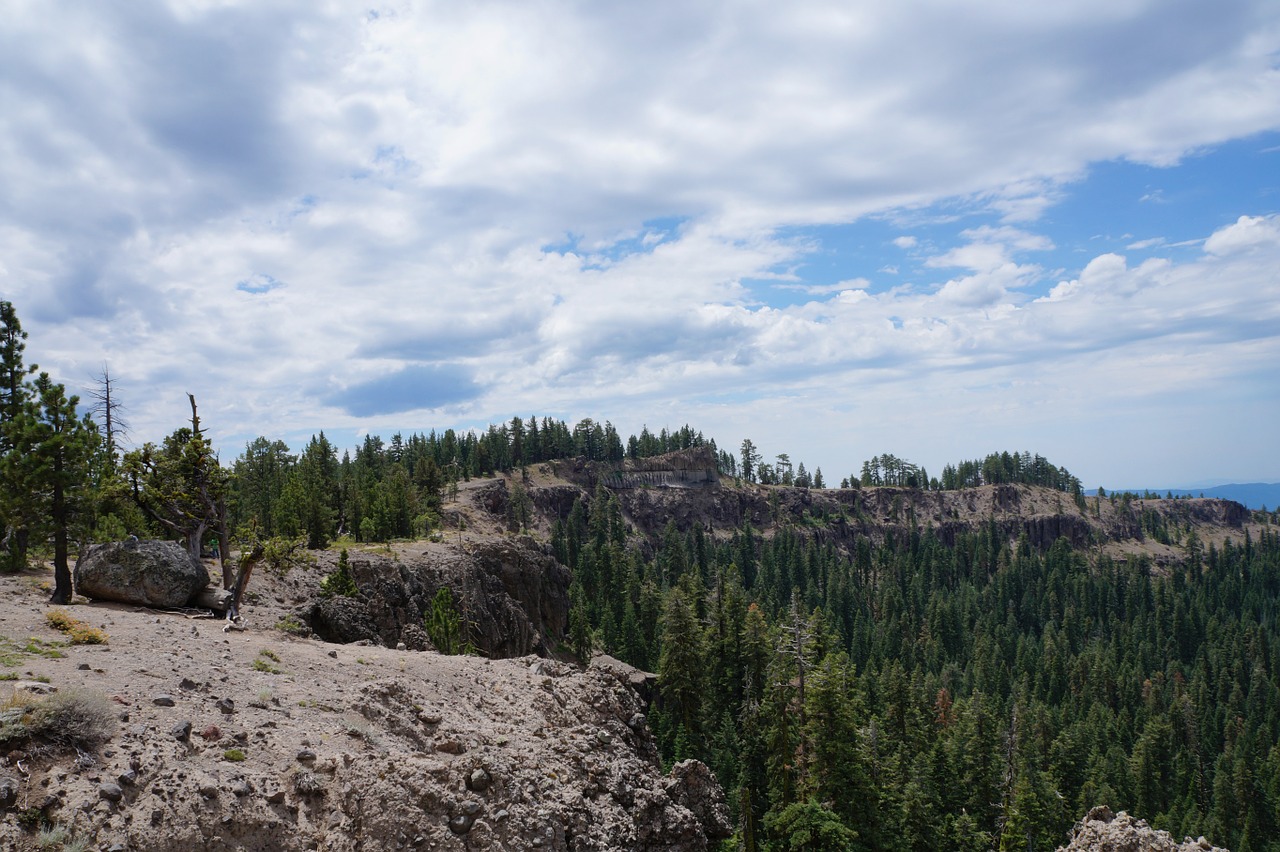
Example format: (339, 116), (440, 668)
(1058, 806), (1229, 852)
(482, 450), (1258, 571)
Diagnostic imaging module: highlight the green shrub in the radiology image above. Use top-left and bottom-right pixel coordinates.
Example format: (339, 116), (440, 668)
(319, 549), (357, 598)
(223, 748), (246, 762)
(252, 658), (281, 674)
(423, 587), (476, 656)
(274, 614), (308, 636)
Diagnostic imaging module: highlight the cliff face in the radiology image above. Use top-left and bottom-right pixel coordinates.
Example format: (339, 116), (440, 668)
(302, 539), (571, 659)
(482, 452), (1253, 570)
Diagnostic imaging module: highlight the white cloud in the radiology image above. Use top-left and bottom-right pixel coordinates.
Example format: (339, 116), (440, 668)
(0, 1), (1278, 484)
(1204, 214), (1280, 255)
(925, 226), (1053, 275)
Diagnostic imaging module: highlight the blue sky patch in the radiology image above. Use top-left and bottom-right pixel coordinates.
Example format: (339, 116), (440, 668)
(236, 273), (283, 294)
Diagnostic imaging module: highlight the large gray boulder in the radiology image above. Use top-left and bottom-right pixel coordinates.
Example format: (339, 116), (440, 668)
(75, 540), (210, 608)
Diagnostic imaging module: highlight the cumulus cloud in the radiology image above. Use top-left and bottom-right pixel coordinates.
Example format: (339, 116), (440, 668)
(0, 0), (1278, 484)
(1204, 214), (1280, 255)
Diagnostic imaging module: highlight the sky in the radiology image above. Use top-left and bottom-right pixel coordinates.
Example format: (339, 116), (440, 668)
(2, 0), (1279, 490)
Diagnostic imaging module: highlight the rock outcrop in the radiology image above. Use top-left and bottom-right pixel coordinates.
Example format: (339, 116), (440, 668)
(75, 539), (209, 608)
(301, 540), (571, 658)
(1058, 806), (1228, 852)
(0, 574), (733, 852)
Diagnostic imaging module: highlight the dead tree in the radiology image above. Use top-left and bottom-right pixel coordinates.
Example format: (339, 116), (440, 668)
(88, 364), (129, 463)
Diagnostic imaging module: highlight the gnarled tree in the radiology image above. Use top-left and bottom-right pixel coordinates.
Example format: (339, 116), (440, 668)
(122, 394), (229, 580)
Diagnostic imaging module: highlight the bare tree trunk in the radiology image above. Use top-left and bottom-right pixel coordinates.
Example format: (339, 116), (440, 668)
(186, 521), (207, 562)
(49, 470), (71, 605)
(226, 543), (264, 622)
(217, 512), (231, 590)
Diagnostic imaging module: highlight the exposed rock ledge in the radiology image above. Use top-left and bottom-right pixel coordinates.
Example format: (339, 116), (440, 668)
(1058, 806), (1228, 852)
(0, 572), (730, 852)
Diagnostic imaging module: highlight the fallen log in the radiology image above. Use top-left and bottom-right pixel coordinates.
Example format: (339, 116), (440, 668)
(193, 584), (233, 612)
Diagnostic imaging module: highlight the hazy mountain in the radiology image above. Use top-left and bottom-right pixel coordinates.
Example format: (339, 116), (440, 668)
(1093, 482), (1280, 509)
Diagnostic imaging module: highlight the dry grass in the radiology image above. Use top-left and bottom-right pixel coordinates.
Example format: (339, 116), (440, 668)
(44, 610), (108, 645)
(0, 687), (116, 749)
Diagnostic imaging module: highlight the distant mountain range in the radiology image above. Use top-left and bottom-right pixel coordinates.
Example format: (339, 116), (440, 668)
(1089, 483), (1280, 510)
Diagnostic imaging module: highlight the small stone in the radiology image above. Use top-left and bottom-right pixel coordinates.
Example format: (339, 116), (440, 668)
(231, 779), (254, 797)
(78, 663), (91, 670)
(199, 781), (218, 798)
(152, 694), (176, 707)
(448, 814), (474, 835)
(99, 782), (124, 802)
(466, 768), (491, 792)
(216, 698), (235, 715)
(296, 748), (317, 763)
(396, 642), (407, 651)
(170, 720), (192, 741)
(327, 650), (338, 658)
(179, 677), (198, 690)
(266, 790), (287, 804)
(460, 800), (482, 817)
(117, 769), (137, 786)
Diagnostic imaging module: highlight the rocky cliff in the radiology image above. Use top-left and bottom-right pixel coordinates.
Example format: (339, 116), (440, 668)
(475, 451), (1255, 571)
(300, 539), (570, 659)
(0, 571), (729, 851)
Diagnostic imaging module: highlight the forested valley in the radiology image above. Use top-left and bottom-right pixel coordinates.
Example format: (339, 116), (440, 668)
(3, 300), (1280, 851)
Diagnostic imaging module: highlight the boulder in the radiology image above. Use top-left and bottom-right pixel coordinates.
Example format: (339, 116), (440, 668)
(664, 760), (732, 842)
(75, 540), (210, 608)
(590, 654), (658, 705)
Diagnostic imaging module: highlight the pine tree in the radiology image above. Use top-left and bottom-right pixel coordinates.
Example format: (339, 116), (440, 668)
(122, 401), (229, 569)
(658, 584), (705, 740)
(4, 374), (100, 600)
(0, 301), (38, 569)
